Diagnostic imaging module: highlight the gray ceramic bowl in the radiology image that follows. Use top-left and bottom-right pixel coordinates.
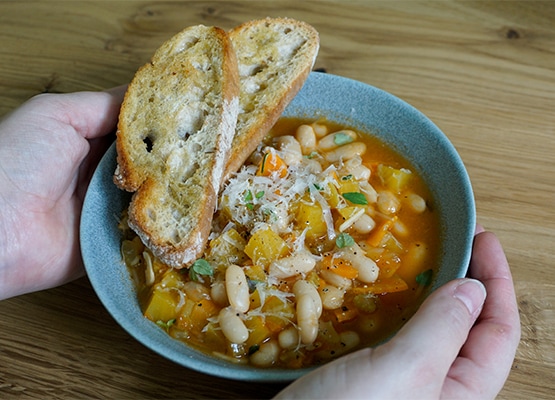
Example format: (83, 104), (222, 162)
(81, 72), (475, 382)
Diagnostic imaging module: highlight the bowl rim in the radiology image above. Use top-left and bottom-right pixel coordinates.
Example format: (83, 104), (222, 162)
(81, 72), (475, 382)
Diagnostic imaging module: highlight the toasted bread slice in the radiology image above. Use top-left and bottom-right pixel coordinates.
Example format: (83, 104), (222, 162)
(223, 17), (320, 181)
(114, 25), (240, 268)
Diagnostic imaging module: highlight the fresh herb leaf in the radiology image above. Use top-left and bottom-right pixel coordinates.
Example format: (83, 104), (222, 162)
(255, 190), (265, 199)
(416, 269), (433, 286)
(244, 190), (255, 210)
(336, 232), (355, 248)
(259, 153), (269, 173)
(189, 259), (214, 281)
(248, 344), (260, 355)
(312, 183), (323, 191)
(334, 132), (354, 146)
(156, 318), (176, 332)
(341, 174), (353, 181)
(342, 192), (368, 205)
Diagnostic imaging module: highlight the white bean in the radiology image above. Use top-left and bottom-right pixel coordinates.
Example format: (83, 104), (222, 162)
(320, 285), (345, 310)
(274, 135), (302, 166)
(311, 122), (328, 138)
(301, 158), (323, 174)
(350, 164), (371, 181)
(404, 242), (428, 271)
(377, 190), (401, 215)
(359, 181), (378, 204)
(352, 213), (376, 235)
(296, 294), (319, 344)
(339, 243), (379, 283)
(392, 218), (408, 237)
(250, 340), (280, 367)
(318, 130), (358, 151)
(319, 269), (352, 289)
(293, 280), (322, 317)
(219, 307), (249, 344)
(225, 264), (250, 313)
(268, 250), (316, 279)
(325, 142), (367, 163)
(338, 331), (360, 353)
(339, 207), (366, 232)
(406, 192), (427, 213)
(278, 327), (299, 349)
(295, 124), (317, 155)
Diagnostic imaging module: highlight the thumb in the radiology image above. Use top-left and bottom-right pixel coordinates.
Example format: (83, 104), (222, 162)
(377, 278), (487, 395)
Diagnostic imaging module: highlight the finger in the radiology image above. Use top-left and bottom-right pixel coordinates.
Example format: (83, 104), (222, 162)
(24, 85), (126, 140)
(443, 231), (521, 399)
(375, 277), (487, 396)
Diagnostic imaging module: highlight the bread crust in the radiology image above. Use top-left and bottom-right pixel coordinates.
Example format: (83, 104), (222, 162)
(223, 17), (319, 181)
(114, 25), (239, 268)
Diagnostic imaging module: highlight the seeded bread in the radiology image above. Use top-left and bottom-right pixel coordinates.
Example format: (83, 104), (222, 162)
(113, 25), (240, 268)
(223, 17), (320, 181)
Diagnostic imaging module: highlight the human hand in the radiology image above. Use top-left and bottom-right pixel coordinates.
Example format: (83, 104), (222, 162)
(0, 87), (126, 300)
(276, 226), (521, 399)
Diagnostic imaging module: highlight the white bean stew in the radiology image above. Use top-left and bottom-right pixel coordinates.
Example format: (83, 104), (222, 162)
(120, 118), (441, 368)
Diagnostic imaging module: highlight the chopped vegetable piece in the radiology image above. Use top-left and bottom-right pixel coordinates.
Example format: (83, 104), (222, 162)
(353, 293), (378, 313)
(351, 275), (409, 295)
(244, 227), (290, 267)
(366, 216), (398, 247)
(257, 151), (288, 178)
(333, 305), (359, 323)
(377, 164), (412, 193)
(144, 287), (180, 322)
(322, 254), (359, 279)
(295, 200), (328, 240)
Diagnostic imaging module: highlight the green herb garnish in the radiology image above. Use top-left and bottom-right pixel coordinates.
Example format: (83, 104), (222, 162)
(189, 259), (214, 282)
(255, 190), (265, 199)
(334, 132), (354, 145)
(342, 192), (368, 205)
(336, 232), (355, 248)
(156, 318), (176, 332)
(416, 269), (433, 286)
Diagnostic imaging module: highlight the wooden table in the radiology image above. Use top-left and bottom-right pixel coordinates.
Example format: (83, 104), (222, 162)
(1, 1), (553, 398)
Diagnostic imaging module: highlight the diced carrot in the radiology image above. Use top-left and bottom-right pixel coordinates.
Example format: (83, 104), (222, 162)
(333, 305), (359, 323)
(351, 275), (409, 295)
(322, 255), (359, 279)
(257, 151), (288, 178)
(376, 252), (402, 279)
(366, 216), (398, 247)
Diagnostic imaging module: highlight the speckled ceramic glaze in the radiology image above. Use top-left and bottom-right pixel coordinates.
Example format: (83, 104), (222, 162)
(81, 72), (475, 382)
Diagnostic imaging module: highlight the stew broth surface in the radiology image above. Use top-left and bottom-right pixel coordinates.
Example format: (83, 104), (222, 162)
(121, 118), (441, 368)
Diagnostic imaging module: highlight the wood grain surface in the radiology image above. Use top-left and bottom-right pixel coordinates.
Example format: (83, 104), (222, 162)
(1, 1), (554, 399)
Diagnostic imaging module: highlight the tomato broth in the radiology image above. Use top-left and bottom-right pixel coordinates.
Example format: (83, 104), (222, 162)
(121, 118), (441, 368)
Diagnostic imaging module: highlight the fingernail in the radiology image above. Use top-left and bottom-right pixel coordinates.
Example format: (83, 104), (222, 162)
(454, 279), (487, 316)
